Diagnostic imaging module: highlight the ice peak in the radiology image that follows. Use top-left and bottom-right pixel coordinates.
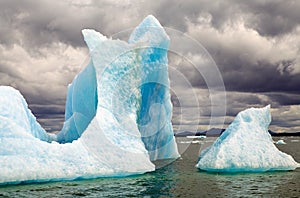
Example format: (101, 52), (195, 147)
(129, 15), (169, 46)
(82, 29), (107, 52)
(140, 15), (162, 28)
(237, 105), (271, 129)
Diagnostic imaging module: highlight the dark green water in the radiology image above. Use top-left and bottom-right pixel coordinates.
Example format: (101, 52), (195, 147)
(0, 137), (299, 197)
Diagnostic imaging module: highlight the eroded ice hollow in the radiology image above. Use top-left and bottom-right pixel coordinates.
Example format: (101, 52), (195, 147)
(196, 105), (300, 172)
(0, 15), (179, 185)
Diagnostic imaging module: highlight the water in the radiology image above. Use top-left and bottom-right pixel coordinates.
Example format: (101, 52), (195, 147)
(0, 137), (299, 197)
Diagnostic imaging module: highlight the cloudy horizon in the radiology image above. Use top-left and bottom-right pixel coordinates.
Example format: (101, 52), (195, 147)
(0, 0), (299, 133)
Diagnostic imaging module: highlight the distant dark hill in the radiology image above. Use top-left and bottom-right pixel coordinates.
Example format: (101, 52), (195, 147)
(195, 131), (206, 136)
(204, 128), (226, 137)
(268, 130), (278, 136)
(268, 130), (300, 136)
(175, 131), (196, 137)
(175, 128), (225, 137)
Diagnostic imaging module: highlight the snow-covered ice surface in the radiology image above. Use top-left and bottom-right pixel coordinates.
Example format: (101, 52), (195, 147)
(196, 105), (300, 172)
(0, 15), (179, 185)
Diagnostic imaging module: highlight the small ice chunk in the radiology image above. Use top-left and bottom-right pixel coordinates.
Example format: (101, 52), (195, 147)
(275, 140), (286, 145)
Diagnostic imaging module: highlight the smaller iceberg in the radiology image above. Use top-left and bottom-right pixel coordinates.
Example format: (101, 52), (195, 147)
(196, 105), (300, 172)
(275, 140), (286, 145)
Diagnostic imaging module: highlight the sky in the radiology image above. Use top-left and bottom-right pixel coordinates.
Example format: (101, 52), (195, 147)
(0, 0), (299, 133)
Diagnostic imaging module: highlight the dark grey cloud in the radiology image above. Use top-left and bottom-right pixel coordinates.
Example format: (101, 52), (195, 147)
(0, 0), (137, 49)
(185, 20), (300, 95)
(153, 0), (300, 36)
(148, 0), (300, 97)
(241, 0), (300, 36)
(1, 0), (300, 48)
(0, 0), (90, 48)
(221, 62), (300, 93)
(0, 0), (172, 51)
(169, 46), (300, 108)
(266, 93), (300, 106)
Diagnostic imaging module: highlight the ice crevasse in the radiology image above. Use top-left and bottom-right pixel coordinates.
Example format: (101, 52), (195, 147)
(0, 15), (180, 185)
(196, 105), (300, 172)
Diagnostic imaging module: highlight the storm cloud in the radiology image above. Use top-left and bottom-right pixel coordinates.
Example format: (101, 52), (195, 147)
(0, 0), (299, 132)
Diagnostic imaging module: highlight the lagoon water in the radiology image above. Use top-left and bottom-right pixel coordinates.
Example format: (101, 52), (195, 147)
(0, 136), (299, 197)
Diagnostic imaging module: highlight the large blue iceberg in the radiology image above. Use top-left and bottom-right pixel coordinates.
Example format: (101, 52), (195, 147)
(196, 105), (300, 172)
(0, 15), (179, 185)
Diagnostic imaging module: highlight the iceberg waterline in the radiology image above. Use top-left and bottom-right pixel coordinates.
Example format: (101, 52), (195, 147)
(0, 15), (179, 184)
(196, 105), (300, 172)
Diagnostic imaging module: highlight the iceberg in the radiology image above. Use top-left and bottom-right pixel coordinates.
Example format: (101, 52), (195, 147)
(275, 140), (286, 145)
(0, 15), (179, 185)
(196, 105), (300, 172)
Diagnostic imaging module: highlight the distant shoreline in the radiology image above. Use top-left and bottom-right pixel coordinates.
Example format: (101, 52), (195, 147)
(268, 131), (300, 136)
(175, 129), (300, 137)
